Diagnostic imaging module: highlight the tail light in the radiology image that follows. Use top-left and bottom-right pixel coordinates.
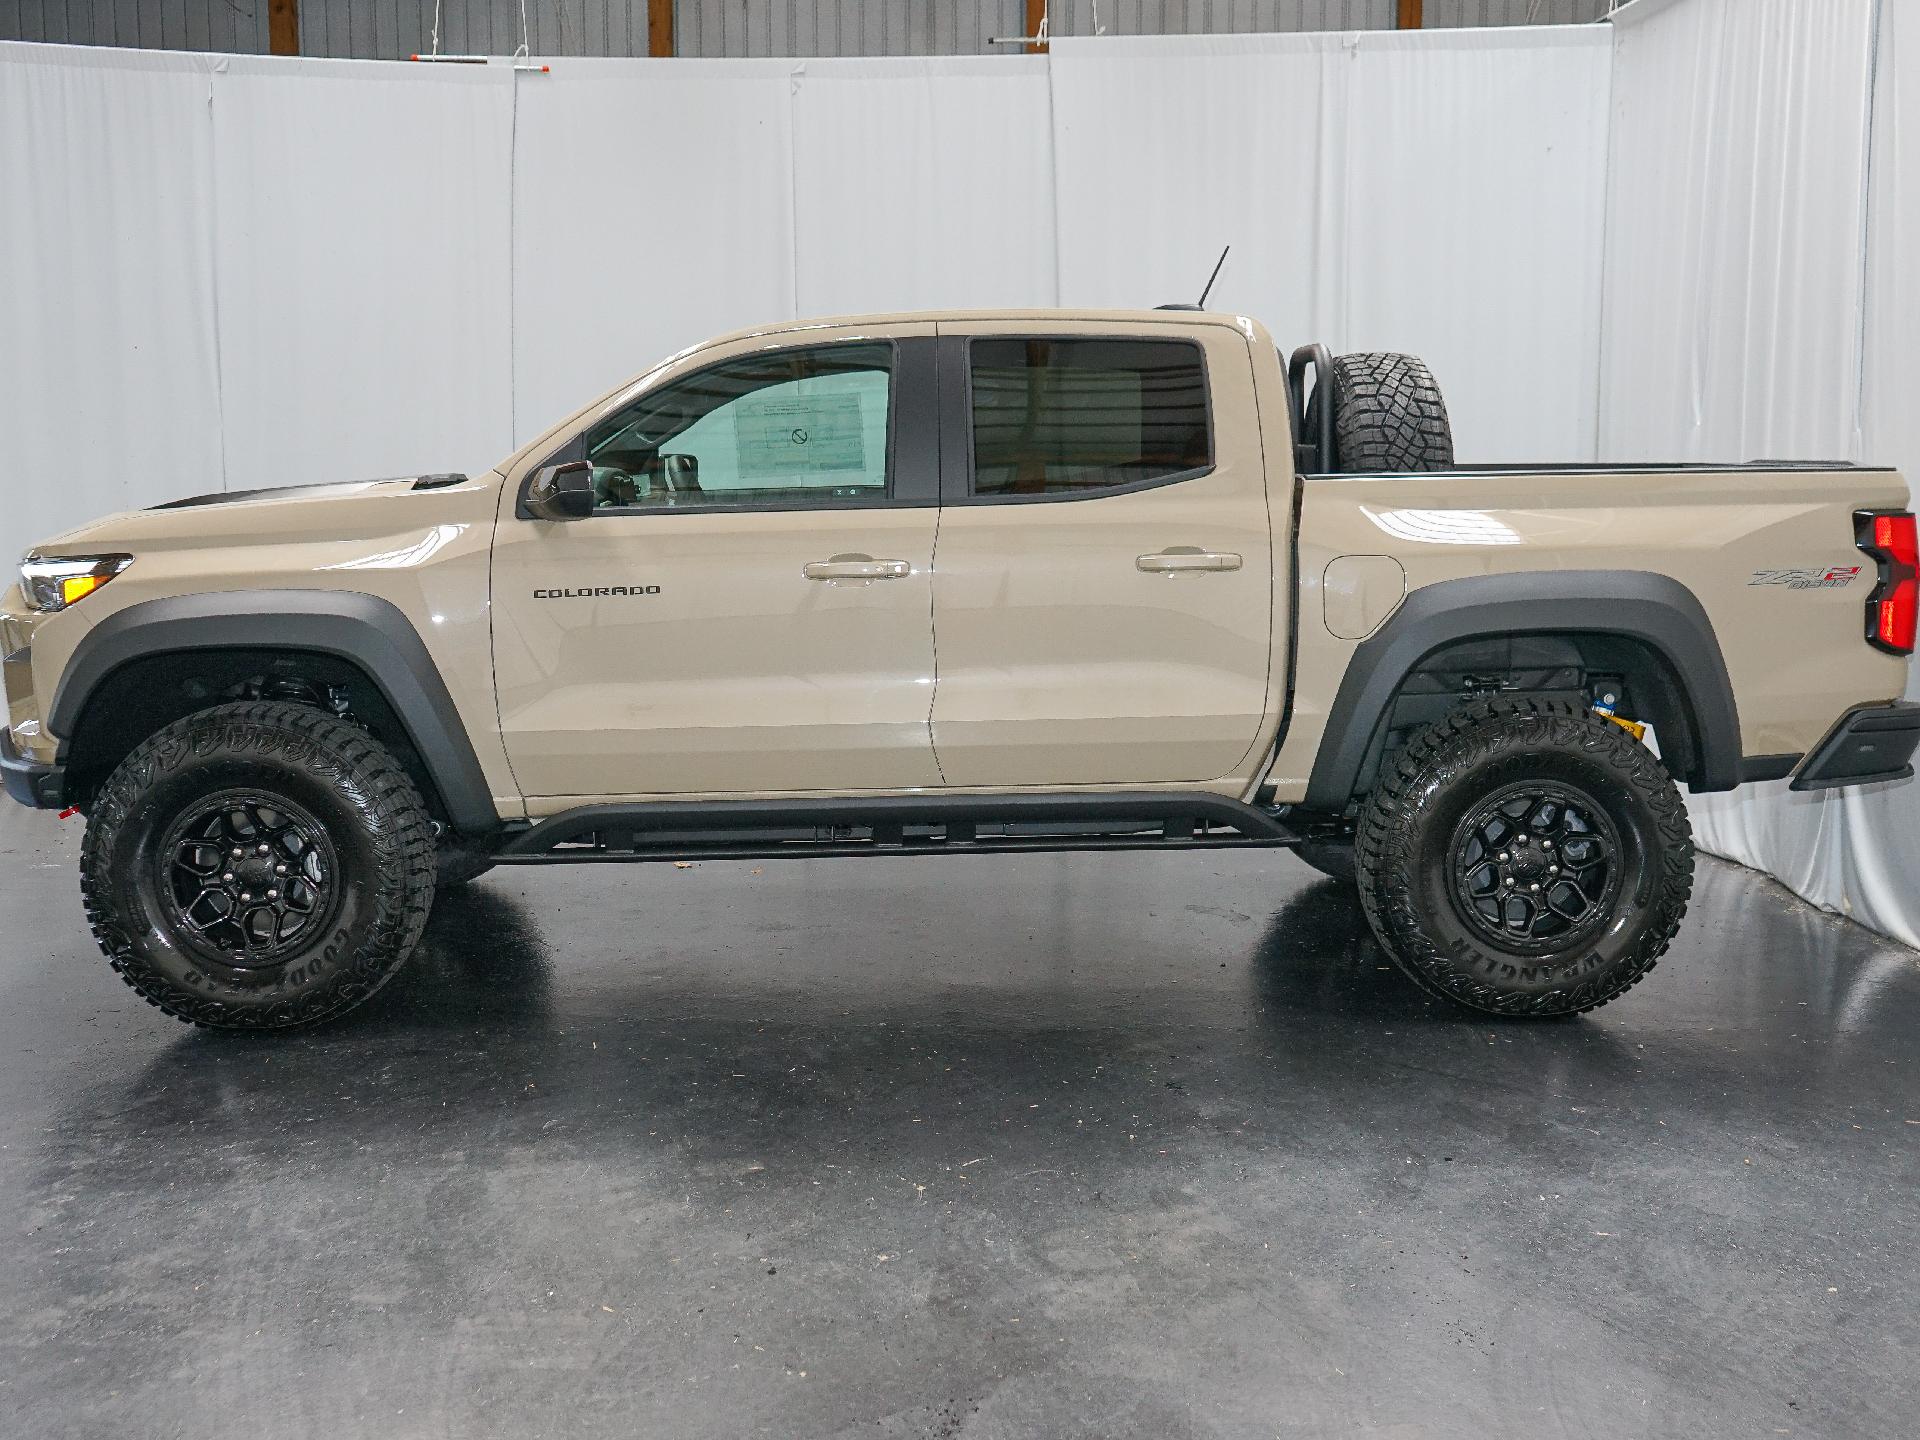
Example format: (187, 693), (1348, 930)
(1856, 509), (1918, 655)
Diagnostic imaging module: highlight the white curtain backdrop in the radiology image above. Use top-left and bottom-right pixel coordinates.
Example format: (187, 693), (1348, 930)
(1049, 27), (1612, 463)
(1, 9), (1915, 945)
(1598, 0), (1920, 948)
(0, 22), (1612, 571)
(789, 56), (1057, 317)
(0, 46), (223, 553)
(510, 59), (796, 436)
(210, 55), (517, 489)
(1597, 0), (1876, 466)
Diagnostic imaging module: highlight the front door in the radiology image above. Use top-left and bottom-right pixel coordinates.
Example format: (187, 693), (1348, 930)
(491, 327), (943, 800)
(927, 323), (1276, 787)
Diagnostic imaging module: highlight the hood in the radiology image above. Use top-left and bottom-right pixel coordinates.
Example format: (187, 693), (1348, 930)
(27, 474), (488, 557)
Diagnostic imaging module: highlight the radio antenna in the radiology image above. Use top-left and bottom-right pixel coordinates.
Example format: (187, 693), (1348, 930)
(1196, 246), (1230, 308)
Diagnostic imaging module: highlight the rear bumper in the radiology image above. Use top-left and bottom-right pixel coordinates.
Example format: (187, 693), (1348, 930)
(1790, 701), (1920, 791)
(0, 727), (65, 809)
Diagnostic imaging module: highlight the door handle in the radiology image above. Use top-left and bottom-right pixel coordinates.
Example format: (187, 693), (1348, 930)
(1136, 549), (1243, 574)
(803, 556), (912, 582)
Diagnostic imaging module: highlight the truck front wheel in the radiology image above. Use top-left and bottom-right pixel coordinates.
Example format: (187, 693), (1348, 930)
(1353, 698), (1693, 1017)
(79, 701), (436, 1030)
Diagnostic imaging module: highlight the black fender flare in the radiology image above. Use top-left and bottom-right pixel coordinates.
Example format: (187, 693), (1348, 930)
(1302, 570), (1741, 810)
(48, 589), (498, 833)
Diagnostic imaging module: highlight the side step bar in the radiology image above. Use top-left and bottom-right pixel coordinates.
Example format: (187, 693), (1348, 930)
(494, 791), (1302, 865)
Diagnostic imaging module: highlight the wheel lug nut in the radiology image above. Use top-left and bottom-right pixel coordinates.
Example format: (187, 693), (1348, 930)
(275, 864), (287, 875)
(257, 844), (271, 855)
(1542, 839), (1554, 850)
(267, 889), (278, 899)
(240, 892), (252, 902)
(231, 848), (243, 858)
(1529, 882), (1541, 893)
(221, 872), (234, 882)
(1497, 852), (1509, 863)
(1549, 866), (1560, 876)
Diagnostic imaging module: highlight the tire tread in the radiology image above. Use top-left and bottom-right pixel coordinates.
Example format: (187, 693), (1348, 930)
(79, 701), (436, 1030)
(1352, 697), (1693, 1017)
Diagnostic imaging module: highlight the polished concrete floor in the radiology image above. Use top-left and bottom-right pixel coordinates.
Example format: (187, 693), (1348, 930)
(2, 802), (1917, 1440)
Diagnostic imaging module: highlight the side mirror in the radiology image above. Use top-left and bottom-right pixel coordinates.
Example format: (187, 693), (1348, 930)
(525, 460), (594, 521)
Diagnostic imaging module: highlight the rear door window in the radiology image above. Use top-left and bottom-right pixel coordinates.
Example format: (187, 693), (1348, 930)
(968, 338), (1211, 499)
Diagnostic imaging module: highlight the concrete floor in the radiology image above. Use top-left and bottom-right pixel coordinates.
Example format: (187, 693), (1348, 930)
(1, 803), (1917, 1440)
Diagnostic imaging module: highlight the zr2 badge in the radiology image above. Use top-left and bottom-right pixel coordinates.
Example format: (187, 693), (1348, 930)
(1749, 565), (1861, 590)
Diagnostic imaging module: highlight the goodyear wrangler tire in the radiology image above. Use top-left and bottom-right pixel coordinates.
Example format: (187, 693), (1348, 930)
(80, 701), (436, 1030)
(1352, 698), (1693, 1018)
(1331, 352), (1453, 472)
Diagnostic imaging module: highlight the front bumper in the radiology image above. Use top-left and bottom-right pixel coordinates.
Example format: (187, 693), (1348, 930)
(0, 727), (65, 809)
(1790, 701), (1920, 791)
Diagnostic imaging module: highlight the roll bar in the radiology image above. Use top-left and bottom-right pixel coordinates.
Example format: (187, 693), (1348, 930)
(1287, 343), (1334, 475)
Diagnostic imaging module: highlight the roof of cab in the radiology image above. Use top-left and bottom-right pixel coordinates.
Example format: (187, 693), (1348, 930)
(693, 308), (1268, 350)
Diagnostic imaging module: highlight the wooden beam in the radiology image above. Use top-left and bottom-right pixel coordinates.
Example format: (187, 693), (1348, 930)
(648, 0), (675, 58)
(268, 0), (298, 56)
(1026, 0), (1048, 54)
(1397, 0), (1424, 27)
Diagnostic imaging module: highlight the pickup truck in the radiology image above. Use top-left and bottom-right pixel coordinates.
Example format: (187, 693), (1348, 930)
(4, 309), (1916, 1031)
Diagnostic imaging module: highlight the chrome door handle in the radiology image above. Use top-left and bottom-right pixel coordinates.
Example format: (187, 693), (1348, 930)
(803, 556), (912, 582)
(1137, 549), (1243, 574)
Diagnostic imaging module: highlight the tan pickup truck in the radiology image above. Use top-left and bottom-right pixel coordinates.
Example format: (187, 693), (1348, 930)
(4, 309), (1916, 1030)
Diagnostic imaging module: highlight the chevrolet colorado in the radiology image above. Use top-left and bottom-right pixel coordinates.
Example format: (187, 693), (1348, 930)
(4, 309), (1916, 1029)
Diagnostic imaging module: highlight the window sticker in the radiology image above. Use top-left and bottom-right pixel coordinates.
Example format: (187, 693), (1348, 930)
(734, 392), (867, 477)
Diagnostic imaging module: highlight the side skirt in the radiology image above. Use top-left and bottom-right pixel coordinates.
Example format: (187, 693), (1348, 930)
(493, 792), (1303, 866)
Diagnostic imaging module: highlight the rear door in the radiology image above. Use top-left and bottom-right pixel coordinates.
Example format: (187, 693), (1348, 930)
(927, 321), (1276, 787)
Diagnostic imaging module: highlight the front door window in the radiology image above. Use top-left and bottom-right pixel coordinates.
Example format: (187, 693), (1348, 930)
(583, 343), (893, 510)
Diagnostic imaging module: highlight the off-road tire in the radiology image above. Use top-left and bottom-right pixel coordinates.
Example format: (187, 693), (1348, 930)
(1352, 698), (1692, 1018)
(1331, 352), (1454, 472)
(1293, 840), (1356, 884)
(436, 844), (497, 890)
(80, 701), (436, 1030)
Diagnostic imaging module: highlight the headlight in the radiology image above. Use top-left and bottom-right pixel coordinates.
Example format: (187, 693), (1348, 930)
(20, 554), (133, 612)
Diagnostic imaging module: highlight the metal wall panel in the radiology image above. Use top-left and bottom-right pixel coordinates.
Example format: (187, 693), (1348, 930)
(676, 0), (1607, 54)
(1426, 0), (1611, 24)
(1045, 1), (1396, 37)
(678, 2), (1028, 58)
(2, 0), (1615, 58)
(0, 0), (274, 52)
(303, 2), (650, 61)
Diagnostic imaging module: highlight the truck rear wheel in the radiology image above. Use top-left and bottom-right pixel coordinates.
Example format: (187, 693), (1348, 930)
(1331, 352), (1453, 471)
(79, 701), (436, 1030)
(1352, 698), (1692, 1017)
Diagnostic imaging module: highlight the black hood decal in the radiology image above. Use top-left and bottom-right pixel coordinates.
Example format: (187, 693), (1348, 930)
(147, 475), (460, 511)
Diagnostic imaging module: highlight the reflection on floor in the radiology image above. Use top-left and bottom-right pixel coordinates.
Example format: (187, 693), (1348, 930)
(1, 802), (1915, 1439)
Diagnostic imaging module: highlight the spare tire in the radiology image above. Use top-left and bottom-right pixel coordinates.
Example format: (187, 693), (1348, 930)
(1331, 352), (1453, 472)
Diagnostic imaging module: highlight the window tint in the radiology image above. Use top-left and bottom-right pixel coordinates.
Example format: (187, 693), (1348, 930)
(969, 338), (1210, 498)
(584, 343), (892, 509)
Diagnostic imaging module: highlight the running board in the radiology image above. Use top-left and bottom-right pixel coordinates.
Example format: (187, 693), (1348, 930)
(494, 792), (1301, 865)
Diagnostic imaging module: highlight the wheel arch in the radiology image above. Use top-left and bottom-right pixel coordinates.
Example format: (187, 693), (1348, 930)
(1302, 571), (1740, 811)
(48, 590), (498, 834)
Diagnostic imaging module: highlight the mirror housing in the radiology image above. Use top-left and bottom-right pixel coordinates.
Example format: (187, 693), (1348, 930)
(525, 460), (594, 521)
